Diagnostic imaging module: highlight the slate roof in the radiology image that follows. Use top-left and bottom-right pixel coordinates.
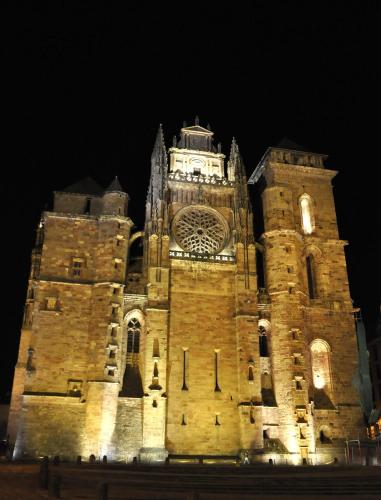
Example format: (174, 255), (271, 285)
(62, 177), (104, 196)
(105, 176), (125, 193)
(275, 137), (310, 152)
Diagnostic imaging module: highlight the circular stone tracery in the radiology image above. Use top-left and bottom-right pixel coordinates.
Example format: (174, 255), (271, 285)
(173, 206), (228, 255)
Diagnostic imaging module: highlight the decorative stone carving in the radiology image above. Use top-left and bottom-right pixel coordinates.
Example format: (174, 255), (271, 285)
(172, 206), (229, 255)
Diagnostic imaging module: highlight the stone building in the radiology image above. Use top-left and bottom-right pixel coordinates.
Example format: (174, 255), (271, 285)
(8, 121), (364, 463)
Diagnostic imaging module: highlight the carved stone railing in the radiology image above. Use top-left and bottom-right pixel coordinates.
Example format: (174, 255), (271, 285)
(168, 171), (234, 187)
(169, 250), (235, 263)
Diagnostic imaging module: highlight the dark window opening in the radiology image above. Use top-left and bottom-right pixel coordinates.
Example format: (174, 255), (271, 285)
(214, 351), (221, 392)
(319, 430), (332, 444)
(85, 198), (91, 214)
(256, 250), (265, 288)
(182, 350), (189, 390)
(259, 326), (269, 357)
(306, 255), (317, 299)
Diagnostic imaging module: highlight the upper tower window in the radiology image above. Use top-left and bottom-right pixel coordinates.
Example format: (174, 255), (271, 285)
(310, 339), (332, 391)
(299, 194), (315, 235)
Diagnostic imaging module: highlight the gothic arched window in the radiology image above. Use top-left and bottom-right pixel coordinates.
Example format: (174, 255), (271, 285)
(310, 339), (332, 391)
(258, 319), (271, 357)
(127, 318), (141, 363)
(299, 194), (315, 235)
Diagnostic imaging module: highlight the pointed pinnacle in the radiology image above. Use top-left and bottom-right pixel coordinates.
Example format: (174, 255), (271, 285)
(195, 115), (200, 125)
(230, 137), (239, 158)
(106, 175), (124, 193)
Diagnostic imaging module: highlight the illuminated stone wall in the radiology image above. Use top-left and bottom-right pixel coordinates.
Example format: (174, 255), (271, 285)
(8, 188), (134, 460)
(8, 127), (364, 465)
(14, 396), (85, 460)
(261, 151), (364, 460)
(166, 260), (240, 455)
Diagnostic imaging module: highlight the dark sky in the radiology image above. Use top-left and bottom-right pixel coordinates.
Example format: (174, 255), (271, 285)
(2, 2), (380, 401)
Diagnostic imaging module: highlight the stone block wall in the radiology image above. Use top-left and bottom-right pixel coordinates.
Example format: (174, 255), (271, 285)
(166, 261), (241, 455)
(14, 396), (85, 460)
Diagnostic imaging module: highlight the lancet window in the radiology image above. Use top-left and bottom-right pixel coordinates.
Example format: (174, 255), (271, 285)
(299, 193), (315, 235)
(127, 318), (141, 365)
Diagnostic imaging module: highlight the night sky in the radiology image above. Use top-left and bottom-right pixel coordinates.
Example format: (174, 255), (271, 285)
(2, 2), (380, 402)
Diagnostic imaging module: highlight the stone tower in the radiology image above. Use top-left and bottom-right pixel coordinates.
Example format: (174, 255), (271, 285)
(249, 141), (364, 462)
(8, 177), (135, 459)
(141, 121), (260, 461)
(8, 124), (364, 464)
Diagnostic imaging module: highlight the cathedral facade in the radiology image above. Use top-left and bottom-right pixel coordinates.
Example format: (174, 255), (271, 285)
(8, 121), (364, 463)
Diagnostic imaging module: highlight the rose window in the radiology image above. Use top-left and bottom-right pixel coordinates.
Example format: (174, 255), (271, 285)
(173, 206), (228, 254)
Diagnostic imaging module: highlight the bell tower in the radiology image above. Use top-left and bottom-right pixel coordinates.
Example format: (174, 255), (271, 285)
(141, 119), (260, 461)
(249, 141), (364, 462)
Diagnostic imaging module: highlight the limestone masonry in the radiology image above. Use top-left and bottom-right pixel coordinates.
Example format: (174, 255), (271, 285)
(8, 121), (364, 463)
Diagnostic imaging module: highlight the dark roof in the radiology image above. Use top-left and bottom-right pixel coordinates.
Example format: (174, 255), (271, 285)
(62, 177), (104, 196)
(275, 137), (310, 153)
(119, 365), (144, 398)
(105, 176), (125, 193)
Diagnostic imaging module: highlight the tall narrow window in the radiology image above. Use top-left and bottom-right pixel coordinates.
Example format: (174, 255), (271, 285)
(306, 255), (317, 299)
(256, 249), (265, 288)
(182, 349), (189, 391)
(85, 198), (91, 214)
(311, 339), (332, 391)
(248, 366), (254, 383)
(127, 318), (141, 365)
(300, 194), (315, 234)
(259, 325), (269, 357)
(214, 350), (221, 392)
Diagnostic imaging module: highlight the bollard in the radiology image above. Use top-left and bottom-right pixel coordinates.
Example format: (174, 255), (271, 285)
(269, 458), (273, 465)
(89, 454), (96, 464)
(76, 455), (82, 465)
(52, 455), (60, 466)
(132, 456), (138, 465)
(165, 456), (170, 465)
(49, 474), (61, 498)
(302, 458), (307, 465)
(333, 457), (338, 465)
(39, 456), (49, 489)
(97, 482), (109, 500)
(102, 455), (107, 464)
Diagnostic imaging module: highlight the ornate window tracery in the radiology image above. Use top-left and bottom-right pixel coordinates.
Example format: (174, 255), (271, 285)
(173, 206), (228, 255)
(127, 318), (141, 364)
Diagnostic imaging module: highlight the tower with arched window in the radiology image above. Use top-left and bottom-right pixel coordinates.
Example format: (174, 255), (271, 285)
(249, 140), (364, 461)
